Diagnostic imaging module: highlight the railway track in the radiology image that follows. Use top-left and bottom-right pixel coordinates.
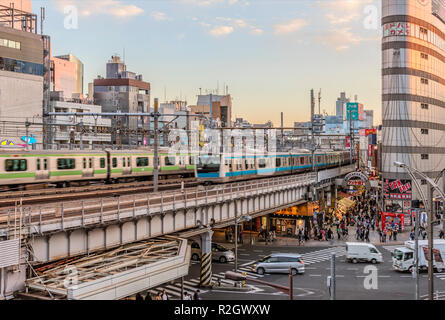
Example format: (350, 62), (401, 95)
(0, 178), (198, 208)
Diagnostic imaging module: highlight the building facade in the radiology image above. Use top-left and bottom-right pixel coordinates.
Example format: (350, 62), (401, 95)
(336, 92), (350, 118)
(94, 56), (150, 145)
(382, 0), (445, 208)
(50, 99), (112, 147)
(54, 53), (84, 96)
(0, 23), (43, 145)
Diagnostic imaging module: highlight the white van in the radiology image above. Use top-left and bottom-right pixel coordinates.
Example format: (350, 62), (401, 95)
(346, 242), (383, 264)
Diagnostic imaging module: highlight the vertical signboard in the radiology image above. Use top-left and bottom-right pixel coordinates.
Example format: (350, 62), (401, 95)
(346, 103), (359, 120)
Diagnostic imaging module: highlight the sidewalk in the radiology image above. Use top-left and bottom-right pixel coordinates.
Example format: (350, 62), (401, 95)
(213, 226), (415, 248)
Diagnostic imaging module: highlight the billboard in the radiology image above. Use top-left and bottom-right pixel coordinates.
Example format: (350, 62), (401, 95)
(432, 0), (445, 24)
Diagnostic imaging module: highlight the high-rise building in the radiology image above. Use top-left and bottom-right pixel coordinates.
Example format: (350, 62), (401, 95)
(94, 56), (150, 145)
(55, 53), (84, 95)
(335, 92), (350, 118)
(382, 0), (445, 206)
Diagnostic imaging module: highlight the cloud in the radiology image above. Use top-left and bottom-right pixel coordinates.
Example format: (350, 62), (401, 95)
(53, 0), (144, 18)
(316, 0), (373, 25)
(318, 27), (365, 51)
(196, 17), (262, 37)
(180, 0), (249, 6)
(274, 18), (308, 35)
(151, 11), (171, 21)
(249, 27), (263, 35)
(209, 25), (234, 37)
(325, 13), (360, 25)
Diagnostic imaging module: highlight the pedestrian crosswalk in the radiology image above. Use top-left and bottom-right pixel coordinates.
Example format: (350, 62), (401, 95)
(382, 245), (401, 253)
(300, 247), (346, 265)
(145, 265), (264, 300)
(435, 273), (445, 281)
(143, 247), (347, 299)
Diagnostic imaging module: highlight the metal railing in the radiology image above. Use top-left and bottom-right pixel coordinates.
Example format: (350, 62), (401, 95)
(0, 173), (316, 237)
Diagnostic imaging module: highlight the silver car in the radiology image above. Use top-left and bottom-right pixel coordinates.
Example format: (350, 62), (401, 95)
(251, 253), (305, 275)
(191, 242), (235, 263)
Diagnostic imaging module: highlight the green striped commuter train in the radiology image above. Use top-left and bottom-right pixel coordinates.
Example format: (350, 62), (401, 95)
(0, 148), (196, 190)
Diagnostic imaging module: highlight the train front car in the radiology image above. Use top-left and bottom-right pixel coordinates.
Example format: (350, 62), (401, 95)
(196, 154), (223, 183)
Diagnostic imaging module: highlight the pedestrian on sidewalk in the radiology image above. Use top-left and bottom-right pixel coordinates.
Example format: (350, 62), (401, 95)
(393, 228), (398, 241)
(365, 228), (370, 242)
(410, 229), (415, 241)
(383, 229), (387, 243)
(440, 229), (444, 239)
(193, 290), (201, 300)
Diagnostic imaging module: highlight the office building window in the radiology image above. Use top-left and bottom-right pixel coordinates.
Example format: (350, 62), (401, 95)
(0, 57), (43, 76)
(421, 53), (429, 59)
(421, 154), (429, 160)
(421, 129), (429, 134)
(421, 78), (429, 85)
(0, 38), (21, 50)
(421, 103), (429, 110)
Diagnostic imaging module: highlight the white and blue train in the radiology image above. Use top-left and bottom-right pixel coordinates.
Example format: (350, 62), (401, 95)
(196, 149), (352, 183)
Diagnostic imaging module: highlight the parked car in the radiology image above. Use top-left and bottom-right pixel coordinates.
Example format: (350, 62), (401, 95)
(190, 242), (235, 263)
(346, 242), (383, 264)
(250, 253), (305, 275)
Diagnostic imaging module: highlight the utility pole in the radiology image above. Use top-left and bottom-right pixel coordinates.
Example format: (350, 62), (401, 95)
(25, 119), (30, 150)
(414, 208), (420, 300)
(428, 186), (434, 300)
(349, 109), (353, 165)
(281, 112), (284, 151)
(311, 89), (315, 171)
(330, 253), (336, 300)
(153, 98), (159, 192)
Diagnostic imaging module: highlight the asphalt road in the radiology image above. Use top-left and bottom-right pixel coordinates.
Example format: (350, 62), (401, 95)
(192, 243), (445, 300)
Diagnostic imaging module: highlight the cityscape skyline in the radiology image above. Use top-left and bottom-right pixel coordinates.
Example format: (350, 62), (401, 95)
(32, 0), (382, 126)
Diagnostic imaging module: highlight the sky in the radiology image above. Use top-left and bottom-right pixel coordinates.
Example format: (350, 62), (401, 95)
(32, 0), (383, 126)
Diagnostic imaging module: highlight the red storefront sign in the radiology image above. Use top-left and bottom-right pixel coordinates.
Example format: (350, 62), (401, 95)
(345, 136), (351, 148)
(348, 180), (364, 186)
(381, 212), (405, 231)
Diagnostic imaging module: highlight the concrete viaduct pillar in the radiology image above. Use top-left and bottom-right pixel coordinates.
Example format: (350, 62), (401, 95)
(199, 230), (213, 288)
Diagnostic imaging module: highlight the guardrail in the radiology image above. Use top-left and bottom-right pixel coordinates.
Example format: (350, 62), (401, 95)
(0, 173), (316, 238)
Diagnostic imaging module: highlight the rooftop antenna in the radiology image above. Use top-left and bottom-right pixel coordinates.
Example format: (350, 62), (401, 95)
(318, 89), (321, 115)
(164, 86), (167, 102)
(199, 88), (202, 95)
(40, 7), (45, 35)
(217, 80), (219, 95)
(123, 48), (125, 63)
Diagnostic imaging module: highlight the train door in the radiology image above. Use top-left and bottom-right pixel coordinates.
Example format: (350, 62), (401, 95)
(36, 158), (49, 180)
(82, 157), (94, 177)
(122, 156), (132, 175)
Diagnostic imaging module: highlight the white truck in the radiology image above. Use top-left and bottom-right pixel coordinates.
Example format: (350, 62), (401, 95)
(392, 239), (445, 273)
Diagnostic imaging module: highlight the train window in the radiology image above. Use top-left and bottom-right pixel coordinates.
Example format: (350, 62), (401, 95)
(259, 159), (266, 168)
(89, 158), (93, 168)
(189, 156), (195, 165)
(57, 159), (75, 170)
(5, 159), (27, 172)
(100, 158), (106, 168)
(37, 159), (41, 171)
(127, 157), (130, 167)
(136, 157), (149, 167)
(300, 157), (305, 165)
(83, 158), (87, 169)
(122, 158), (126, 167)
(112, 158), (117, 168)
(276, 158), (281, 167)
(165, 156), (175, 166)
(44, 159), (47, 170)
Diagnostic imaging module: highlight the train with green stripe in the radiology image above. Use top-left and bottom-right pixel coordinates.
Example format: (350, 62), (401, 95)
(196, 149), (353, 183)
(0, 149), (196, 190)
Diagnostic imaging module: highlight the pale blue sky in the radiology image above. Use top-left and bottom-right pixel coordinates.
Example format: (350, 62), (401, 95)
(33, 0), (382, 126)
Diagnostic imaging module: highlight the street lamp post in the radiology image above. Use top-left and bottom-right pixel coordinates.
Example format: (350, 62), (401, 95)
(234, 213), (252, 273)
(393, 161), (445, 300)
